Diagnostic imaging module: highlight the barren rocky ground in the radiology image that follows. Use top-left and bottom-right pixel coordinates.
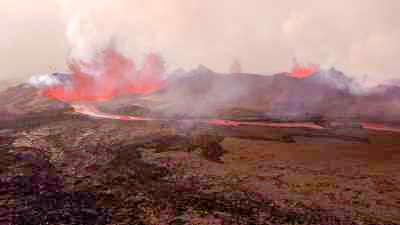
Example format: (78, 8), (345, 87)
(1, 107), (400, 225)
(1, 69), (400, 224)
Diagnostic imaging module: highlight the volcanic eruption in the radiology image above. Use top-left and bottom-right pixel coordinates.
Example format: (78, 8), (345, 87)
(290, 58), (319, 78)
(3, 1), (400, 224)
(41, 48), (166, 102)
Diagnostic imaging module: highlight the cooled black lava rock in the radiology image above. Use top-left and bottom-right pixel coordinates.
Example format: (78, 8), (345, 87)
(0, 149), (111, 225)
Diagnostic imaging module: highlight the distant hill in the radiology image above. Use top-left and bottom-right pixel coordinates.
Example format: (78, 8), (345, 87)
(0, 78), (21, 91)
(148, 66), (400, 122)
(0, 84), (69, 119)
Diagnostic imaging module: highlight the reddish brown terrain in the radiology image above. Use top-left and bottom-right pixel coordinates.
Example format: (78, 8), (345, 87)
(1, 69), (400, 224)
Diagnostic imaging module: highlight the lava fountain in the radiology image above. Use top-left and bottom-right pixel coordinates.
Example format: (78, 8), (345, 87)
(290, 59), (319, 78)
(42, 48), (166, 102)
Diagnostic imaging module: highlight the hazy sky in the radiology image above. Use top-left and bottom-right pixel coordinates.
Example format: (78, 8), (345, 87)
(1, 0), (399, 85)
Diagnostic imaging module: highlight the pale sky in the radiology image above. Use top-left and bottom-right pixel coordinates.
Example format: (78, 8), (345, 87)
(1, 0), (399, 85)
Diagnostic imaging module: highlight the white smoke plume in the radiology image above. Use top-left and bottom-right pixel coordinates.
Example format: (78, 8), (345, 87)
(57, 0), (116, 63)
(54, 0), (400, 79)
(27, 74), (62, 88)
(0, 0), (399, 87)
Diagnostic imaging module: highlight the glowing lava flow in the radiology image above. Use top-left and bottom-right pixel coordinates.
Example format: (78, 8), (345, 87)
(42, 48), (166, 102)
(208, 119), (241, 126)
(71, 104), (327, 129)
(71, 105), (400, 133)
(72, 104), (240, 125)
(72, 105), (400, 133)
(72, 104), (156, 121)
(361, 122), (400, 133)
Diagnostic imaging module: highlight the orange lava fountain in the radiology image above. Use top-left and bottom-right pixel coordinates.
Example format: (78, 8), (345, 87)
(42, 48), (166, 102)
(290, 60), (319, 78)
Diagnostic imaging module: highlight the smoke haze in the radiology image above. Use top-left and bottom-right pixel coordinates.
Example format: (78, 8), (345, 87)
(1, 0), (399, 87)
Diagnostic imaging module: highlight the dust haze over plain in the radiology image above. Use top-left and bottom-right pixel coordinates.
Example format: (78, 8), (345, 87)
(0, 0), (399, 88)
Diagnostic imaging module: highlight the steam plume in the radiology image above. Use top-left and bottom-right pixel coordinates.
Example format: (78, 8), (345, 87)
(1, 0), (399, 87)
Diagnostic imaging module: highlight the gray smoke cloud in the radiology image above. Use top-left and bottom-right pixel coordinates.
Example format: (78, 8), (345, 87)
(0, 0), (399, 89)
